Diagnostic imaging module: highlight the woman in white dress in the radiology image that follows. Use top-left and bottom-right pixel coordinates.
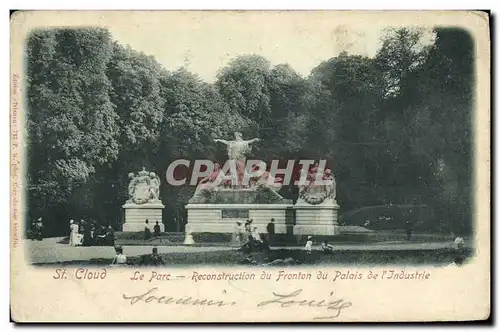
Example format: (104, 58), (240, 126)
(69, 220), (82, 247)
(69, 220), (77, 246)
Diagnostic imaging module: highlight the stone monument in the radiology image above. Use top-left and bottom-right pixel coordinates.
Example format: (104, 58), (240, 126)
(122, 167), (165, 232)
(293, 165), (340, 236)
(184, 132), (293, 240)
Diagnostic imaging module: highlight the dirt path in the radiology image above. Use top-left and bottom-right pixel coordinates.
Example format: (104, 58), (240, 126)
(24, 237), (470, 264)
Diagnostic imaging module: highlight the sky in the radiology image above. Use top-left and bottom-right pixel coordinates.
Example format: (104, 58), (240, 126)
(106, 12), (393, 82)
(12, 11), (438, 83)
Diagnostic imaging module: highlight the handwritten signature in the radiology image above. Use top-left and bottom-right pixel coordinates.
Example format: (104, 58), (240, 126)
(123, 288), (352, 320)
(257, 289), (352, 320)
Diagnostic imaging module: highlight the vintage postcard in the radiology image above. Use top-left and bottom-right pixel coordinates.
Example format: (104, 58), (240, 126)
(10, 10), (490, 322)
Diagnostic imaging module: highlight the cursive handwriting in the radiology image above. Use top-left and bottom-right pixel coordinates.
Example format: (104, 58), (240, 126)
(122, 287), (351, 320)
(122, 287), (237, 307)
(257, 289), (352, 320)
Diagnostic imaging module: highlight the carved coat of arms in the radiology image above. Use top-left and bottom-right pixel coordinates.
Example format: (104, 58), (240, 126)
(127, 167), (161, 205)
(298, 168), (337, 205)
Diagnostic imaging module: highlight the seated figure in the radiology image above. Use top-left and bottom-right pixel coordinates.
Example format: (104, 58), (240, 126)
(321, 240), (334, 253)
(139, 247), (165, 266)
(110, 245), (127, 266)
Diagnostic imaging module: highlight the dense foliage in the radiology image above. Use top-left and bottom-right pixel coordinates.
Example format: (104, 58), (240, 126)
(25, 27), (474, 236)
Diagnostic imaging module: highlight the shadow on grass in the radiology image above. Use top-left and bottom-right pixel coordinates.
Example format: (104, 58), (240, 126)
(57, 236), (70, 244)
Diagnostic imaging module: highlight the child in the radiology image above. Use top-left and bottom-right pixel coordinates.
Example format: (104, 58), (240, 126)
(305, 236), (313, 255)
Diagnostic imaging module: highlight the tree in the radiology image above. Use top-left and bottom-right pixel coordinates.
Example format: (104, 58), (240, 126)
(24, 26), (474, 236)
(107, 42), (165, 155)
(376, 27), (435, 98)
(215, 54), (272, 124)
(305, 52), (385, 208)
(407, 28), (474, 234)
(372, 28), (438, 207)
(26, 28), (119, 234)
(216, 57), (310, 163)
(158, 68), (253, 229)
(372, 27), (473, 233)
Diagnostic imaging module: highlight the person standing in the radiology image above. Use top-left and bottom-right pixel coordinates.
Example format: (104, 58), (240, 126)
(252, 226), (261, 244)
(237, 221), (245, 246)
(69, 219), (74, 246)
(144, 219), (152, 240)
(244, 220), (252, 232)
(106, 225), (115, 246)
(35, 218), (44, 241)
(82, 220), (92, 246)
(69, 220), (79, 246)
(28, 220), (36, 240)
(405, 220), (413, 241)
(305, 236), (313, 255)
(79, 219), (86, 240)
(78, 219), (85, 235)
(266, 218), (275, 245)
(153, 221), (161, 237)
(244, 220), (252, 241)
(232, 221), (241, 246)
(89, 225), (97, 246)
(75, 221), (83, 246)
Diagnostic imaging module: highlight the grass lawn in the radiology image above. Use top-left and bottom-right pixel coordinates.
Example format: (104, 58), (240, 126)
(33, 247), (473, 267)
(115, 231), (453, 246)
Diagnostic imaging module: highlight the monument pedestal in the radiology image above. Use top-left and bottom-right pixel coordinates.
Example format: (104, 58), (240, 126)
(122, 202), (165, 232)
(185, 187), (294, 235)
(293, 198), (340, 236)
(185, 203), (294, 234)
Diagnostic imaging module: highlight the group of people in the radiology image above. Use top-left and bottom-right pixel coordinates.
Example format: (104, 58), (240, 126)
(110, 245), (165, 266)
(68, 219), (115, 247)
(143, 219), (162, 240)
(304, 236), (335, 255)
(232, 219), (337, 256)
(28, 218), (44, 241)
(235, 219), (273, 253)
